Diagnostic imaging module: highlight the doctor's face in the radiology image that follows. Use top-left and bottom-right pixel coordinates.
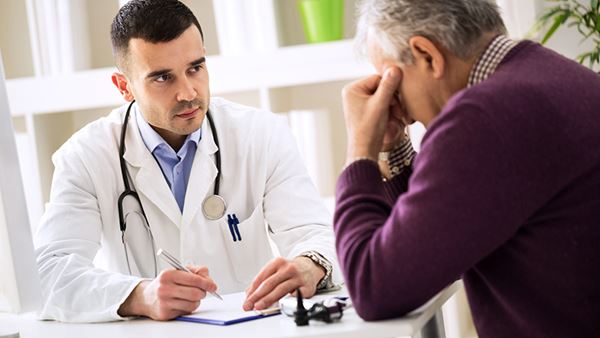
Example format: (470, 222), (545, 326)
(117, 25), (210, 146)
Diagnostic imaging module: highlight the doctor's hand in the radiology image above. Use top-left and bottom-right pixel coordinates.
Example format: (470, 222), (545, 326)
(118, 266), (218, 321)
(242, 257), (325, 311)
(341, 66), (406, 163)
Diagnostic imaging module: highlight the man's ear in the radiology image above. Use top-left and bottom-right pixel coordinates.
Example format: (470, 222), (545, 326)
(111, 72), (135, 102)
(408, 36), (445, 79)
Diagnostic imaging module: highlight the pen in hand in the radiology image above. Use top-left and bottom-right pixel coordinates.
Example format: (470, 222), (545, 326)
(156, 248), (223, 301)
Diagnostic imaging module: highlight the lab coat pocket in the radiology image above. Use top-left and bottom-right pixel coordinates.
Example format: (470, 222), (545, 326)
(220, 203), (273, 285)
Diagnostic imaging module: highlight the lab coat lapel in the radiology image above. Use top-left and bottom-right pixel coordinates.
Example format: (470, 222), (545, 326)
(122, 106), (182, 227)
(182, 116), (218, 228)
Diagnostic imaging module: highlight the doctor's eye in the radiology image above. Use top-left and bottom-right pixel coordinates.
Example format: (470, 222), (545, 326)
(154, 74), (173, 83)
(189, 64), (205, 74)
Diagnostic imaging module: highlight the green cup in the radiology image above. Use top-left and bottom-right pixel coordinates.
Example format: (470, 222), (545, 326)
(298, 0), (344, 43)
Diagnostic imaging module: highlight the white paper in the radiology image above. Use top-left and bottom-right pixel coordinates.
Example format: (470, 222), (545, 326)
(180, 292), (278, 322)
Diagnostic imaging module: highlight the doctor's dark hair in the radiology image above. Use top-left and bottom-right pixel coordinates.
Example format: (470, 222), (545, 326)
(110, 0), (204, 71)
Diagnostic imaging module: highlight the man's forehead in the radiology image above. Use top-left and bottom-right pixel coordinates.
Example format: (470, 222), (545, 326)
(126, 28), (205, 74)
(366, 36), (389, 73)
(128, 34), (204, 59)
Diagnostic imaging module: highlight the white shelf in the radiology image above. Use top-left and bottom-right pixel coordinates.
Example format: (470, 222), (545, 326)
(6, 68), (122, 117)
(210, 40), (371, 92)
(7, 40), (371, 117)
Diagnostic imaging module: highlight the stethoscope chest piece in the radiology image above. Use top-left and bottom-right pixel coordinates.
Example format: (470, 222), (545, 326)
(202, 194), (227, 220)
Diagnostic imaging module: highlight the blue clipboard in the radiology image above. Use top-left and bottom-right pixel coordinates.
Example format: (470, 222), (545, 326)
(175, 292), (281, 326)
(176, 311), (280, 326)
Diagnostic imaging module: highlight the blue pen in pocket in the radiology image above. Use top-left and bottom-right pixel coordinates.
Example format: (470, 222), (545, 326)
(227, 214), (242, 242)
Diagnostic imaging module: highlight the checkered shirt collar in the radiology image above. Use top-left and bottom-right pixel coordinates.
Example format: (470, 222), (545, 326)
(468, 35), (518, 87)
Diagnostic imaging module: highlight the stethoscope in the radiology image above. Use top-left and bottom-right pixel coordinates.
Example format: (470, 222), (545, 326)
(117, 100), (227, 276)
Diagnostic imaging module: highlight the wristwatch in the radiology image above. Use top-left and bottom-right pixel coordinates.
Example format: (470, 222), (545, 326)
(299, 251), (334, 290)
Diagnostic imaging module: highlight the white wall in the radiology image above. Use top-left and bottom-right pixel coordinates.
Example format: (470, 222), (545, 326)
(0, 0), (35, 78)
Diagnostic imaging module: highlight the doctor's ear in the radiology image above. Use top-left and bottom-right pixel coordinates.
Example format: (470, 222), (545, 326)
(408, 36), (445, 79)
(112, 72), (134, 102)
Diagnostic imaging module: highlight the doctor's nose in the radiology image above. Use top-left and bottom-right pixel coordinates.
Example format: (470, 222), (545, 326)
(176, 78), (197, 102)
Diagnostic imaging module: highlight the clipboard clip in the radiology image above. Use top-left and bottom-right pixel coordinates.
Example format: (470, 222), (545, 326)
(255, 306), (281, 316)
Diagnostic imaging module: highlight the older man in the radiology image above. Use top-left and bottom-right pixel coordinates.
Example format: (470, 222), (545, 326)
(335, 0), (600, 337)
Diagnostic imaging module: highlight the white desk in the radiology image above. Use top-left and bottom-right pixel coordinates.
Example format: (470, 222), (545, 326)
(0, 283), (459, 338)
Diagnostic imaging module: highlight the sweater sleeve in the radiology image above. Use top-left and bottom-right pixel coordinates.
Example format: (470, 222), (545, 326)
(333, 97), (557, 321)
(381, 163), (413, 204)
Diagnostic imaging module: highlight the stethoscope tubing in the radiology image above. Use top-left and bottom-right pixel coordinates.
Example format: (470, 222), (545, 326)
(119, 101), (221, 198)
(117, 101), (223, 276)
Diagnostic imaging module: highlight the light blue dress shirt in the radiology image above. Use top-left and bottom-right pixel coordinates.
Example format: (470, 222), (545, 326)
(135, 105), (201, 212)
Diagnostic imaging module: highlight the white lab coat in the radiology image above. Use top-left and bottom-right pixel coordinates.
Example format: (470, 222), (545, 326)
(35, 97), (341, 322)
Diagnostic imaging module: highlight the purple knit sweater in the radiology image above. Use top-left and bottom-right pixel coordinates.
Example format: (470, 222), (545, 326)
(334, 41), (600, 338)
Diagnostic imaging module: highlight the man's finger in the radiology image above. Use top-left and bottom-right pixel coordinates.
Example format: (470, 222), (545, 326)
(163, 298), (201, 315)
(245, 258), (286, 297)
(169, 284), (207, 302)
(374, 67), (402, 105)
(244, 264), (295, 310)
(355, 74), (384, 95)
(343, 74), (382, 99)
(169, 270), (217, 293)
(243, 272), (290, 310)
(253, 279), (299, 310)
(188, 265), (209, 276)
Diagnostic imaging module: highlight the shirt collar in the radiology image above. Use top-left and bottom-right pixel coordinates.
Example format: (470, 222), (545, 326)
(134, 103), (201, 155)
(467, 35), (518, 87)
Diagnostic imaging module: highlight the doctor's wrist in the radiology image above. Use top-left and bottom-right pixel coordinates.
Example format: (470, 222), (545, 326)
(118, 280), (150, 318)
(298, 251), (334, 290)
(293, 256), (324, 293)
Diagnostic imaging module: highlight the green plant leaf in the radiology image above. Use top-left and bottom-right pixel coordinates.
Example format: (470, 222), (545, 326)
(535, 0), (600, 70)
(583, 12), (594, 28)
(541, 10), (571, 44)
(530, 6), (568, 39)
(536, 6), (568, 26)
(577, 52), (591, 65)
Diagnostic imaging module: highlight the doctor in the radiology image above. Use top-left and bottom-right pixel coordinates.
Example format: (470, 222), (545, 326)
(35, 0), (340, 322)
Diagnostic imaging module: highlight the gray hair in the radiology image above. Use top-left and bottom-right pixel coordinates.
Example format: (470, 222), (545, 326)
(356, 0), (507, 63)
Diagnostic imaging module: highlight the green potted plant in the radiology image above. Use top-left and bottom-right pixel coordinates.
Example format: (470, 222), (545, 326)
(532, 0), (599, 72)
(298, 0), (344, 43)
